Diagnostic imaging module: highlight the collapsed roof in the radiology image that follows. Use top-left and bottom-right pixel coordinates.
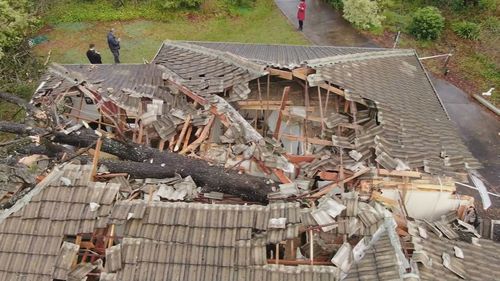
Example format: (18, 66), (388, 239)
(34, 41), (479, 174)
(0, 41), (494, 281)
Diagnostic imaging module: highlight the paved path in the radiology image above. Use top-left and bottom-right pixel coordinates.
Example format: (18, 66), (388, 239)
(275, 0), (500, 188)
(275, 0), (376, 47)
(432, 78), (500, 187)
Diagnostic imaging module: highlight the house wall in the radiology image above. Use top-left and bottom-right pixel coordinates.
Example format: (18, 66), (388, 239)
(69, 96), (100, 122)
(380, 188), (470, 221)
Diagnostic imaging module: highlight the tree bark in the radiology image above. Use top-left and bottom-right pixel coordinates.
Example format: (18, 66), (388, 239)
(101, 160), (272, 203)
(0, 121), (275, 203)
(0, 121), (47, 135)
(0, 92), (33, 112)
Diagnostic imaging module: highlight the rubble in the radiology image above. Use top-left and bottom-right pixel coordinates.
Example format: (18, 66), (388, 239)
(0, 41), (498, 281)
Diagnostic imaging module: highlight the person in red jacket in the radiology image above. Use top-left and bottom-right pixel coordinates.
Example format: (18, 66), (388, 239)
(297, 0), (306, 31)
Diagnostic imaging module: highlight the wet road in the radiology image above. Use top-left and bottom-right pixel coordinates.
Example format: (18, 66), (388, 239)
(275, 0), (376, 47)
(432, 78), (500, 188)
(275, 0), (499, 188)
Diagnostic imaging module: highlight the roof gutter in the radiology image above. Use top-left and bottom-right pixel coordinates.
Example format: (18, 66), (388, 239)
(415, 50), (451, 120)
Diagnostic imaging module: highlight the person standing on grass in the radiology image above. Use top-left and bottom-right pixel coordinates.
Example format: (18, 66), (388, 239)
(297, 0), (306, 31)
(86, 44), (102, 64)
(107, 28), (121, 64)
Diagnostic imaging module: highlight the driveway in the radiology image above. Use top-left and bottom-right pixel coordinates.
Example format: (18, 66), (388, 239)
(275, 0), (500, 189)
(275, 0), (376, 47)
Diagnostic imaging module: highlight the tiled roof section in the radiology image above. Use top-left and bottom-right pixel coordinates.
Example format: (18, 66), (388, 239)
(35, 64), (168, 97)
(0, 165), (118, 280)
(344, 232), (403, 281)
(105, 238), (341, 281)
(104, 201), (325, 281)
(410, 226), (500, 281)
(153, 41), (266, 98)
(188, 41), (388, 69)
(301, 195), (386, 236)
(109, 201), (301, 244)
(309, 54), (479, 173)
(52, 242), (80, 280)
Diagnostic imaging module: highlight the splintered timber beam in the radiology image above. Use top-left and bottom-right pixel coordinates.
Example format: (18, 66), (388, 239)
(237, 100), (292, 109)
(182, 126), (192, 150)
(377, 169), (422, 178)
(311, 167), (371, 198)
(309, 229), (314, 265)
(266, 74), (270, 133)
(319, 83), (344, 97)
(166, 79), (209, 105)
(180, 115), (215, 155)
(323, 82), (330, 115)
(268, 68), (293, 80)
(174, 115), (191, 152)
(317, 86), (325, 135)
(280, 134), (333, 146)
(257, 78), (264, 117)
(273, 86), (290, 140)
(90, 137), (103, 181)
(304, 80), (310, 150)
(267, 259), (331, 266)
(292, 67), (315, 80)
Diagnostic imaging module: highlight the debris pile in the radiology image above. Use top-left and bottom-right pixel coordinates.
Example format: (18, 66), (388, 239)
(0, 41), (497, 281)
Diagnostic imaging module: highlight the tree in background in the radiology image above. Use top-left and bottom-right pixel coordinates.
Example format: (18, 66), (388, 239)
(0, 0), (42, 100)
(0, 0), (36, 59)
(342, 0), (384, 30)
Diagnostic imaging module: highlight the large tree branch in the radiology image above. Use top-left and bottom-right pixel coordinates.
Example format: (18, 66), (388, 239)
(0, 121), (275, 203)
(0, 121), (47, 135)
(0, 92), (35, 113)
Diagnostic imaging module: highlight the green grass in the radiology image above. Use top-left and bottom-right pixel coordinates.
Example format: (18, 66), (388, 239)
(34, 0), (308, 64)
(43, 0), (177, 24)
(461, 54), (500, 103)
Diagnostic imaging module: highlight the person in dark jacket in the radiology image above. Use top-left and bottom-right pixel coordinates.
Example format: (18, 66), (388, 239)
(86, 43), (102, 64)
(107, 28), (121, 64)
(297, 0), (306, 31)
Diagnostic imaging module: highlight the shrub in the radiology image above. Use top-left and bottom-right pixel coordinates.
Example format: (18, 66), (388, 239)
(408, 6), (444, 40)
(326, 0), (343, 9)
(159, 0), (203, 9)
(225, 0), (256, 8)
(342, 0), (384, 30)
(453, 21), (481, 40)
(450, 0), (468, 11)
(478, 0), (497, 11)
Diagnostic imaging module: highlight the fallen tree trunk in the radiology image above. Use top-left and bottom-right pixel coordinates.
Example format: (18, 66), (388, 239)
(0, 121), (47, 135)
(0, 92), (34, 112)
(101, 160), (272, 203)
(1, 121), (275, 203)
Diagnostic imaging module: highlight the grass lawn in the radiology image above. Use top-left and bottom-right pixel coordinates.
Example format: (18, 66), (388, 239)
(33, 0), (309, 64)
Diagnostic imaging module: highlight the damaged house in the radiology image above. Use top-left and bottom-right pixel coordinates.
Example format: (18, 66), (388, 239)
(0, 41), (498, 281)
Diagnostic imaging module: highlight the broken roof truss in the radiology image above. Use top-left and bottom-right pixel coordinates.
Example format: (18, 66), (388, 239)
(0, 40), (493, 281)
